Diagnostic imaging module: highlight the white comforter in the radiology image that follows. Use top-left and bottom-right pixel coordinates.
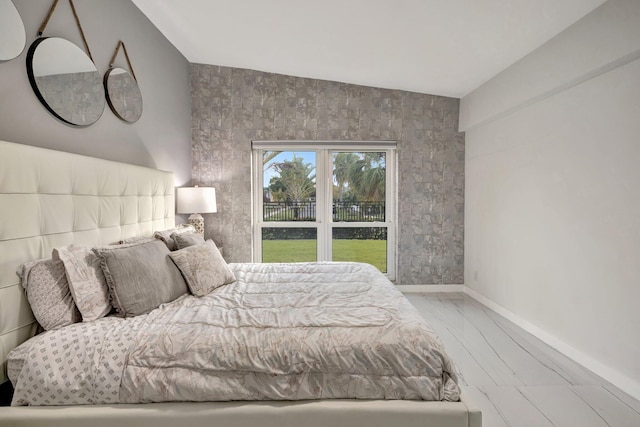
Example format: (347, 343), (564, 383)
(9, 262), (460, 406)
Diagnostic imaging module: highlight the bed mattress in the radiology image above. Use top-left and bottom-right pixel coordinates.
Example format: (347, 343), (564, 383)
(8, 262), (459, 406)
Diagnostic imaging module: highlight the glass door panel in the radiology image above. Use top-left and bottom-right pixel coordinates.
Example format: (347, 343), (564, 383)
(332, 227), (387, 272)
(332, 152), (385, 223)
(263, 151), (316, 222)
(262, 228), (317, 263)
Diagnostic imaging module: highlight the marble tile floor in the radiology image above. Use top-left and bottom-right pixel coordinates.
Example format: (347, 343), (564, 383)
(405, 292), (640, 427)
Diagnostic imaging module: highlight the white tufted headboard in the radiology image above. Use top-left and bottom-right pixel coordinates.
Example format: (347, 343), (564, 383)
(0, 141), (175, 383)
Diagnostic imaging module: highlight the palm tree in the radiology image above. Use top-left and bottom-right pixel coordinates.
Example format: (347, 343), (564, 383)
(333, 152), (358, 201)
(349, 152), (386, 202)
(270, 155), (316, 203)
(263, 151), (280, 169)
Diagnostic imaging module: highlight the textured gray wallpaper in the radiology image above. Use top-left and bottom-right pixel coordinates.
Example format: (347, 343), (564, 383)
(191, 64), (464, 285)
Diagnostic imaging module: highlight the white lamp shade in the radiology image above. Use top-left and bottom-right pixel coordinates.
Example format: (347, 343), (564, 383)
(177, 187), (217, 214)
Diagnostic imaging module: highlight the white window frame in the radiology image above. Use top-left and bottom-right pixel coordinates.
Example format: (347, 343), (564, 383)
(251, 141), (397, 280)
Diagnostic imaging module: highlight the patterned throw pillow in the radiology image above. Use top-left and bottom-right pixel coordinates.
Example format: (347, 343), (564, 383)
(169, 240), (236, 297)
(17, 258), (81, 330)
(53, 245), (112, 321)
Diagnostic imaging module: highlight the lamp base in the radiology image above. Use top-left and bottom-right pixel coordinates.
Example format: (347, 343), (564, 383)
(188, 213), (205, 236)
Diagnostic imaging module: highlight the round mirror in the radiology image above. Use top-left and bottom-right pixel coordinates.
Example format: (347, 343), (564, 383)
(27, 37), (105, 126)
(104, 67), (143, 123)
(0, 0), (26, 62)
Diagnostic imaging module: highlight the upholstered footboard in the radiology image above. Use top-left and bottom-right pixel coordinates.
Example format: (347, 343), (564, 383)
(0, 394), (481, 427)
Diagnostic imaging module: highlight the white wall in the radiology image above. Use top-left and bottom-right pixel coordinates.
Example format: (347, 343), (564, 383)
(461, 0), (640, 399)
(0, 0), (192, 186)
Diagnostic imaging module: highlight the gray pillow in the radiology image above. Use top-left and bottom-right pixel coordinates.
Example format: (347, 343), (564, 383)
(117, 235), (156, 245)
(153, 224), (196, 251)
(17, 258), (81, 330)
(94, 240), (188, 317)
(169, 240), (236, 297)
(171, 232), (206, 250)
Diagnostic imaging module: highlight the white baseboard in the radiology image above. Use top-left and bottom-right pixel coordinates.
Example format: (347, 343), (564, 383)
(399, 283), (640, 400)
(464, 286), (640, 402)
(396, 284), (464, 293)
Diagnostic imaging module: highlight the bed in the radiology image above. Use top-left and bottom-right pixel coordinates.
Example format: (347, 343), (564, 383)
(0, 140), (481, 426)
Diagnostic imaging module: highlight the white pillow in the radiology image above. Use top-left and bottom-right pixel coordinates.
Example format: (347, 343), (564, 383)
(53, 245), (111, 321)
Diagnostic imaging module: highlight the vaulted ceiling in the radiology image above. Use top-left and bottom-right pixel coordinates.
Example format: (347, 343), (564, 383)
(132, 0), (605, 98)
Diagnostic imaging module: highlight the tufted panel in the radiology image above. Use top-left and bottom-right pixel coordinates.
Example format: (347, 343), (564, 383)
(0, 141), (175, 382)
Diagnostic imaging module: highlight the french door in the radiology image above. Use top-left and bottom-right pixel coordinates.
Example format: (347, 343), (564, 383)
(252, 141), (396, 279)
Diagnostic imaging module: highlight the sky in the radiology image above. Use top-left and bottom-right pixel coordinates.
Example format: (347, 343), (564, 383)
(263, 151), (316, 186)
(262, 150), (386, 187)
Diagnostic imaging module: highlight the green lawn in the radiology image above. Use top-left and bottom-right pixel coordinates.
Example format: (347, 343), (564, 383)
(262, 239), (387, 272)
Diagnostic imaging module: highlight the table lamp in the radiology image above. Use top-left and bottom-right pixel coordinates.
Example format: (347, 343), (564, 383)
(176, 186), (217, 236)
